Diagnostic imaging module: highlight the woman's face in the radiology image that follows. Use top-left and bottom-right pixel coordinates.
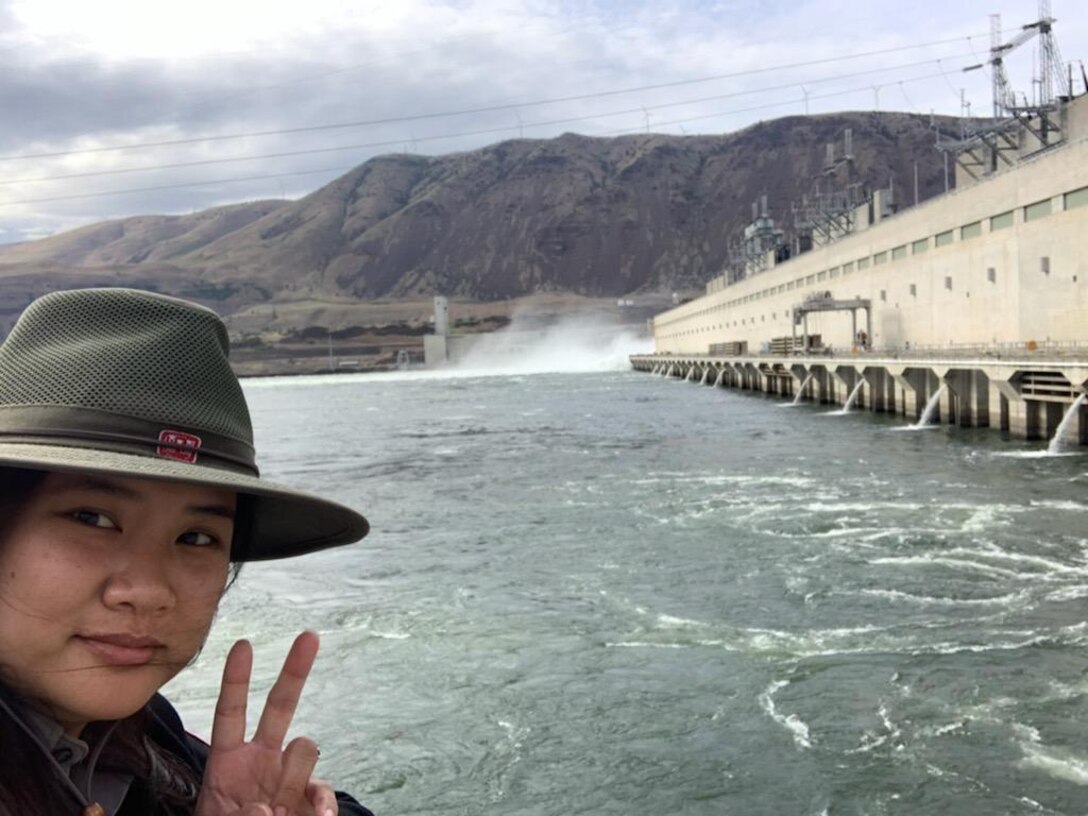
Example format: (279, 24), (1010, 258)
(0, 471), (235, 735)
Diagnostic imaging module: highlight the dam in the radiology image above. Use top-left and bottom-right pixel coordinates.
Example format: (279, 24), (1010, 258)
(634, 28), (1088, 447)
(629, 351), (1088, 448)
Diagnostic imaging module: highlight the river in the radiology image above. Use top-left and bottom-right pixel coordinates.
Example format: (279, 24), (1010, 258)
(166, 353), (1088, 815)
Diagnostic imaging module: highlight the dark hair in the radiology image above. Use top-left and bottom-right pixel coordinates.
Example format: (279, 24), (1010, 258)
(0, 684), (200, 815)
(0, 466), (250, 814)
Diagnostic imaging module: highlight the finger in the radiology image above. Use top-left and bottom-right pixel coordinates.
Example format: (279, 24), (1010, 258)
(239, 806), (273, 816)
(253, 631), (320, 749)
(306, 779), (337, 816)
(209, 639), (253, 751)
(272, 736), (320, 812)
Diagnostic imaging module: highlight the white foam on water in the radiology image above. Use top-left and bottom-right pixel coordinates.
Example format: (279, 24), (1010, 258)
(1042, 677), (1088, 701)
(962, 504), (1009, 532)
(991, 449), (1080, 459)
(955, 697), (1029, 723)
(801, 500), (1020, 519)
(857, 588), (1028, 607)
(657, 613), (708, 628)
(758, 679), (813, 749)
(612, 605), (1088, 659)
(605, 641), (687, 650)
(1018, 743), (1088, 785)
(846, 703), (903, 755)
(771, 526), (880, 541)
(915, 622), (1088, 655)
(609, 629), (1056, 659)
(456, 318), (653, 375)
(920, 720), (966, 738)
(244, 324), (651, 387)
(911, 638), (1041, 656)
(1029, 499), (1088, 511)
(641, 616), (900, 659)
(1044, 585), (1088, 602)
(631, 474), (815, 488)
(940, 545), (1088, 576)
(870, 555), (1022, 579)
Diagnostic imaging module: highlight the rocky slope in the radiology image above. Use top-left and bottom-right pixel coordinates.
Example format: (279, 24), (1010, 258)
(0, 111), (950, 325)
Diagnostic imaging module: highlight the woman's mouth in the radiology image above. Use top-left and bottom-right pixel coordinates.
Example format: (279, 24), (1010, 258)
(74, 633), (165, 667)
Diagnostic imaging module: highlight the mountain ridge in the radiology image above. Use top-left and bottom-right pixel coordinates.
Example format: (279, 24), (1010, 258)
(0, 110), (951, 327)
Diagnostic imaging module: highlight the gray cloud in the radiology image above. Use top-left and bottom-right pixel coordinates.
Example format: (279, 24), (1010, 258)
(1, 0), (1085, 244)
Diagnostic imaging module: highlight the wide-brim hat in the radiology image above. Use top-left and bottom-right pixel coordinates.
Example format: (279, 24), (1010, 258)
(0, 288), (368, 560)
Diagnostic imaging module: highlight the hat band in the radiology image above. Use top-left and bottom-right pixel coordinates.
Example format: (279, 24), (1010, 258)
(0, 405), (258, 476)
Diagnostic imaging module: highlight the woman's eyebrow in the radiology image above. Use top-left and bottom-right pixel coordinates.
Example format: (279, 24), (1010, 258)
(186, 504), (236, 521)
(51, 474), (143, 499)
(51, 474), (236, 520)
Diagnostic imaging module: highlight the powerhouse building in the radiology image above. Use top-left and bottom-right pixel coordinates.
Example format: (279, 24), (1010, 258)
(651, 94), (1088, 356)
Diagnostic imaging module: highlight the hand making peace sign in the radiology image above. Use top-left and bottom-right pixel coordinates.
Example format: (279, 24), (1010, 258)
(195, 631), (338, 816)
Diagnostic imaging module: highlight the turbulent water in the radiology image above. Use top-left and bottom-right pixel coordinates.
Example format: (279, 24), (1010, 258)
(166, 361), (1088, 815)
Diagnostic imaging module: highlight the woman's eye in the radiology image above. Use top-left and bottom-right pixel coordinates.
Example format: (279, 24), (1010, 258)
(178, 531), (218, 547)
(72, 510), (117, 529)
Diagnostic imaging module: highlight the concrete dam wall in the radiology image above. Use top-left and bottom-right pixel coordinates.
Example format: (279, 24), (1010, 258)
(630, 352), (1088, 449)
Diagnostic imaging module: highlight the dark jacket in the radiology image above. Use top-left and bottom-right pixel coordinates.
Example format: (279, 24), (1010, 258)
(116, 694), (374, 816)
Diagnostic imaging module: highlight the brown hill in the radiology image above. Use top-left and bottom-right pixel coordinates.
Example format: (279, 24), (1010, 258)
(0, 111), (950, 327)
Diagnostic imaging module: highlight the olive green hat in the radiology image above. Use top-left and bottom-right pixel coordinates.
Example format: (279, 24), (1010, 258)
(0, 287), (368, 560)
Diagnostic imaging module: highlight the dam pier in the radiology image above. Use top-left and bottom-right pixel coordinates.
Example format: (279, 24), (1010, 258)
(630, 351), (1088, 448)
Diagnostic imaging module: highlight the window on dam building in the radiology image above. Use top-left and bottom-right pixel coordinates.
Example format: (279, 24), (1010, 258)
(1067, 186), (1088, 209)
(1025, 199), (1053, 222)
(991, 211), (1014, 230)
(935, 229), (954, 247)
(961, 221), (982, 240)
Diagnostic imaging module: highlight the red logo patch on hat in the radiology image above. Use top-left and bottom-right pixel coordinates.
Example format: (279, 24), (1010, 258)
(157, 430), (202, 463)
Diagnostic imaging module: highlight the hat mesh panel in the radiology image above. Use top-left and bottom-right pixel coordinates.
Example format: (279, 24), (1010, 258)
(0, 289), (252, 442)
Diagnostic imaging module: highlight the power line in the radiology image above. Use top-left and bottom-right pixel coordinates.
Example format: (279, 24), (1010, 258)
(0, 33), (987, 164)
(0, 68), (962, 209)
(0, 167), (350, 207)
(616, 69), (953, 133)
(0, 52), (979, 187)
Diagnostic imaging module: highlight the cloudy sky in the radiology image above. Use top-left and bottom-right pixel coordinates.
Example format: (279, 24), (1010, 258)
(1, 0), (1085, 244)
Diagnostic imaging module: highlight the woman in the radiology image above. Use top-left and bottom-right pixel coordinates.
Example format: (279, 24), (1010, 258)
(0, 288), (373, 815)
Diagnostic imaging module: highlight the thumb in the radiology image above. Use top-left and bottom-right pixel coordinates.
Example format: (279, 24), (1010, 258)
(239, 806), (273, 816)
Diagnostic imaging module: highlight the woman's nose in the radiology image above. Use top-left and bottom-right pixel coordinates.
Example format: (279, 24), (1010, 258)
(100, 545), (177, 614)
